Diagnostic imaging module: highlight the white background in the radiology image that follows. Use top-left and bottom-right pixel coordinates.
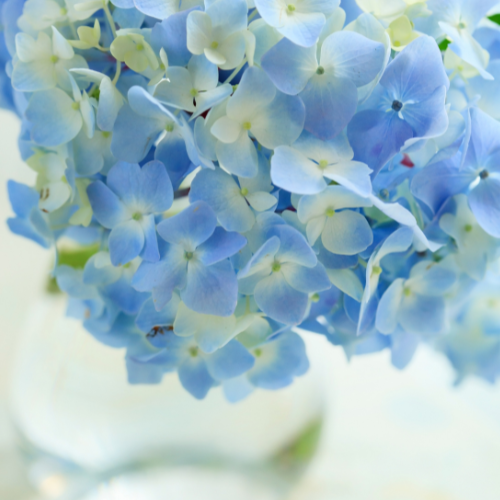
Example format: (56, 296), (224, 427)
(1, 108), (500, 500)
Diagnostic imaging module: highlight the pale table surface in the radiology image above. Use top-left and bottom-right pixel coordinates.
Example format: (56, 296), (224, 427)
(1, 109), (500, 500)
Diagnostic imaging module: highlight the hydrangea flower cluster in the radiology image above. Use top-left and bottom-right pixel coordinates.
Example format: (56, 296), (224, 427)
(3, 0), (500, 400)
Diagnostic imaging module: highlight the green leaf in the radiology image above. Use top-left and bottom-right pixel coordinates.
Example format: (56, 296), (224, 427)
(47, 244), (100, 294)
(488, 14), (500, 25)
(439, 38), (451, 51)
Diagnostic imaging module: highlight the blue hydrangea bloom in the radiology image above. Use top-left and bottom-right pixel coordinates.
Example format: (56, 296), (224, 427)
(7, 0), (500, 399)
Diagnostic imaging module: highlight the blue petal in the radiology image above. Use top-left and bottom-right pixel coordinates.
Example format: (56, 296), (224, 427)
(7, 180), (39, 217)
(205, 340), (255, 380)
(380, 35), (449, 101)
(109, 221), (144, 267)
(348, 110), (413, 176)
(141, 214), (160, 263)
(154, 133), (194, 191)
(111, 104), (165, 162)
(136, 295), (179, 333)
(87, 180), (129, 229)
(157, 201), (217, 250)
(182, 259), (238, 317)
(247, 331), (307, 389)
(411, 160), (476, 214)
(102, 275), (149, 315)
(151, 8), (194, 66)
(107, 160), (173, 214)
(197, 227), (247, 266)
(189, 167), (255, 232)
(178, 356), (214, 399)
(254, 272), (309, 325)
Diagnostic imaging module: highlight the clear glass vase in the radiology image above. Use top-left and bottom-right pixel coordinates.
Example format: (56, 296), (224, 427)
(9, 295), (328, 500)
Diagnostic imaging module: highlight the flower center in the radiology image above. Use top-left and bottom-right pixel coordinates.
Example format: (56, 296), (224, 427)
(316, 66), (325, 75)
(311, 293), (320, 302)
(211, 41), (219, 49)
(372, 265), (382, 275)
(287, 4), (296, 12)
(71, 101), (80, 110)
(272, 262), (281, 273)
(254, 348), (262, 357)
(242, 121), (252, 130)
(60, 7), (67, 15)
(132, 212), (142, 221)
(325, 208), (335, 217)
(51, 55), (59, 63)
(403, 287), (412, 297)
(136, 43), (144, 51)
(240, 187), (249, 196)
(318, 159), (328, 169)
(392, 100), (403, 112)
(190, 88), (198, 97)
(166, 123), (174, 132)
(185, 251), (194, 260)
(464, 224), (473, 232)
(189, 346), (199, 357)
(479, 169), (489, 180)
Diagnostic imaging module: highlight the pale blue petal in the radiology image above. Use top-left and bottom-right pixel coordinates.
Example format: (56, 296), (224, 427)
(281, 262), (331, 293)
(391, 331), (419, 370)
(320, 31), (385, 87)
(251, 91), (306, 148)
(261, 38), (317, 95)
(237, 236), (280, 278)
(321, 210), (373, 256)
(216, 132), (259, 178)
(26, 89), (82, 147)
(399, 294), (445, 336)
(269, 225), (317, 267)
(375, 278), (404, 335)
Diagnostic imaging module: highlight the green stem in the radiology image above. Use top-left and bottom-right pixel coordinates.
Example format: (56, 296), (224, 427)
(112, 61), (121, 85)
(103, 1), (117, 39)
(247, 8), (258, 23)
(223, 57), (247, 84)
